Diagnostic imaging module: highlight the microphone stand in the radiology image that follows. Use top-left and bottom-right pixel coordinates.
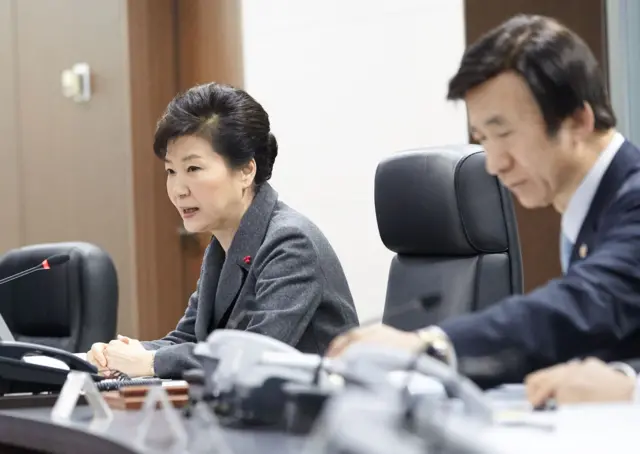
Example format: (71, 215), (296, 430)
(302, 385), (425, 454)
(322, 346), (505, 454)
(185, 294), (445, 429)
(0, 254), (70, 285)
(302, 362), (505, 454)
(337, 344), (494, 423)
(411, 400), (503, 454)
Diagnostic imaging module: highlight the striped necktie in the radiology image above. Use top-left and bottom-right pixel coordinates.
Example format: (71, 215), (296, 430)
(560, 232), (574, 274)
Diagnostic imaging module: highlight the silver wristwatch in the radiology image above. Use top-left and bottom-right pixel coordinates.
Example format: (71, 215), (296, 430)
(415, 326), (457, 371)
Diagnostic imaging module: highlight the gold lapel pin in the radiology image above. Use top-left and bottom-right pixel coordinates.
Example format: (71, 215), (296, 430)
(578, 244), (588, 259)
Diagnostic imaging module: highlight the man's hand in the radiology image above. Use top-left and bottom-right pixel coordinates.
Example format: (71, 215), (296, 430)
(102, 335), (155, 378)
(525, 357), (635, 407)
(326, 324), (424, 357)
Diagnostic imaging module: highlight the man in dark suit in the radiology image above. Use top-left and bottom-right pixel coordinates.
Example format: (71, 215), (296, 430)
(328, 14), (640, 387)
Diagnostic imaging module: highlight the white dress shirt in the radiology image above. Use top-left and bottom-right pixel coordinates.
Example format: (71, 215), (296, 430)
(561, 131), (625, 244)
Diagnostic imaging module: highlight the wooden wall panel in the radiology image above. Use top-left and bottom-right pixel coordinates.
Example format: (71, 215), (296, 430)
(15, 0), (138, 335)
(127, 0), (183, 340)
(0, 0), (21, 253)
(464, 0), (607, 291)
(177, 0), (244, 91)
(176, 0), (244, 303)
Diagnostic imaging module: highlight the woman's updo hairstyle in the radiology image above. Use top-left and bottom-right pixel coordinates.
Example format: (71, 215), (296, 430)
(153, 82), (278, 186)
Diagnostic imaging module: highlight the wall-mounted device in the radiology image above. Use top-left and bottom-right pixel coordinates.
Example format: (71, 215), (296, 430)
(61, 63), (92, 103)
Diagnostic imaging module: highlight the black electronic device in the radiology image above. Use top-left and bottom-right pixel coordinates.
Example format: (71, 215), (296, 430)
(0, 253), (102, 395)
(0, 340), (102, 395)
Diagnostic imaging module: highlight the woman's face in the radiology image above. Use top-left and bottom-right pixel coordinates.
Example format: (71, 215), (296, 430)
(164, 135), (254, 233)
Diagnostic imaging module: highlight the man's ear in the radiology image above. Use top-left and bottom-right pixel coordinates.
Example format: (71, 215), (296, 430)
(570, 102), (596, 138)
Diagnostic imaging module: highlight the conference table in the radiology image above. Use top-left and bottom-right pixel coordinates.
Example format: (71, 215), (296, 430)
(0, 384), (635, 454)
(0, 398), (307, 454)
(483, 385), (639, 453)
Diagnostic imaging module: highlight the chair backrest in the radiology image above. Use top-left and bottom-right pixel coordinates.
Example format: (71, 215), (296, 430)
(375, 145), (523, 331)
(0, 242), (118, 352)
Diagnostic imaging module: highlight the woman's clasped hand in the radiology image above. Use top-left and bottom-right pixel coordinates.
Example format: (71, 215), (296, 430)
(87, 335), (155, 377)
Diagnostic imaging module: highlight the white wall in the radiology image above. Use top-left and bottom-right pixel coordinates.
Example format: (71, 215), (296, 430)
(241, 0), (469, 321)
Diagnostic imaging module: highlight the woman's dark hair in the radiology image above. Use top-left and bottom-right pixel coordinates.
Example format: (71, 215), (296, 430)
(447, 15), (616, 136)
(154, 82), (278, 186)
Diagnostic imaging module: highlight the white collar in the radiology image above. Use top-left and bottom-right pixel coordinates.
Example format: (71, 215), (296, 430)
(561, 131), (625, 243)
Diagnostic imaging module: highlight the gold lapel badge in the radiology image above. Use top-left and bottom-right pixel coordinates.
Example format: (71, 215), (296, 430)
(578, 244), (588, 259)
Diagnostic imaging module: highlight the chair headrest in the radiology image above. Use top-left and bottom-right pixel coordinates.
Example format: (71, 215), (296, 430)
(0, 242), (102, 343)
(375, 145), (512, 256)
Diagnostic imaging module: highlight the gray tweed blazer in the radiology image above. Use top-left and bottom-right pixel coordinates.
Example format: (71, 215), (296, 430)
(141, 183), (359, 378)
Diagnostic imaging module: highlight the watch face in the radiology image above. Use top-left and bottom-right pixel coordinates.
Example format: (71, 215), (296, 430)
(425, 338), (454, 367)
(426, 344), (446, 364)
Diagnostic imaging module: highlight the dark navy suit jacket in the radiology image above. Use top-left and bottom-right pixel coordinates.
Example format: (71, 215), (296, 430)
(440, 140), (640, 384)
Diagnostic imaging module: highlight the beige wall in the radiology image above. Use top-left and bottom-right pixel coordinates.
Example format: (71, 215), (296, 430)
(0, 0), (182, 339)
(14, 0), (137, 335)
(0, 0), (21, 253)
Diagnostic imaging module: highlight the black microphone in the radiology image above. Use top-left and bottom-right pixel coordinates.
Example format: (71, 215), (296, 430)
(0, 254), (71, 286)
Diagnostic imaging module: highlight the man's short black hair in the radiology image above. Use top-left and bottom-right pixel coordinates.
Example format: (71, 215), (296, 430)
(448, 14), (616, 135)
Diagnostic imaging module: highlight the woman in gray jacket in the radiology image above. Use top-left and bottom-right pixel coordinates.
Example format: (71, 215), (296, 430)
(87, 83), (359, 378)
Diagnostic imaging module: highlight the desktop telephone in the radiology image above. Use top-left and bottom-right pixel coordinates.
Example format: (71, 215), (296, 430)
(0, 340), (102, 395)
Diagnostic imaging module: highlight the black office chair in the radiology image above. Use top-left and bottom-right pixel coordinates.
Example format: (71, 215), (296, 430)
(375, 145), (523, 331)
(0, 242), (118, 352)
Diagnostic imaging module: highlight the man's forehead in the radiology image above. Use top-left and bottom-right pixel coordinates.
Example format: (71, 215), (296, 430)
(466, 79), (536, 125)
(466, 72), (531, 104)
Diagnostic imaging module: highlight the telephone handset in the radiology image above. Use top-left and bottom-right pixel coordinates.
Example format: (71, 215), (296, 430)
(0, 341), (97, 372)
(0, 340), (102, 396)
